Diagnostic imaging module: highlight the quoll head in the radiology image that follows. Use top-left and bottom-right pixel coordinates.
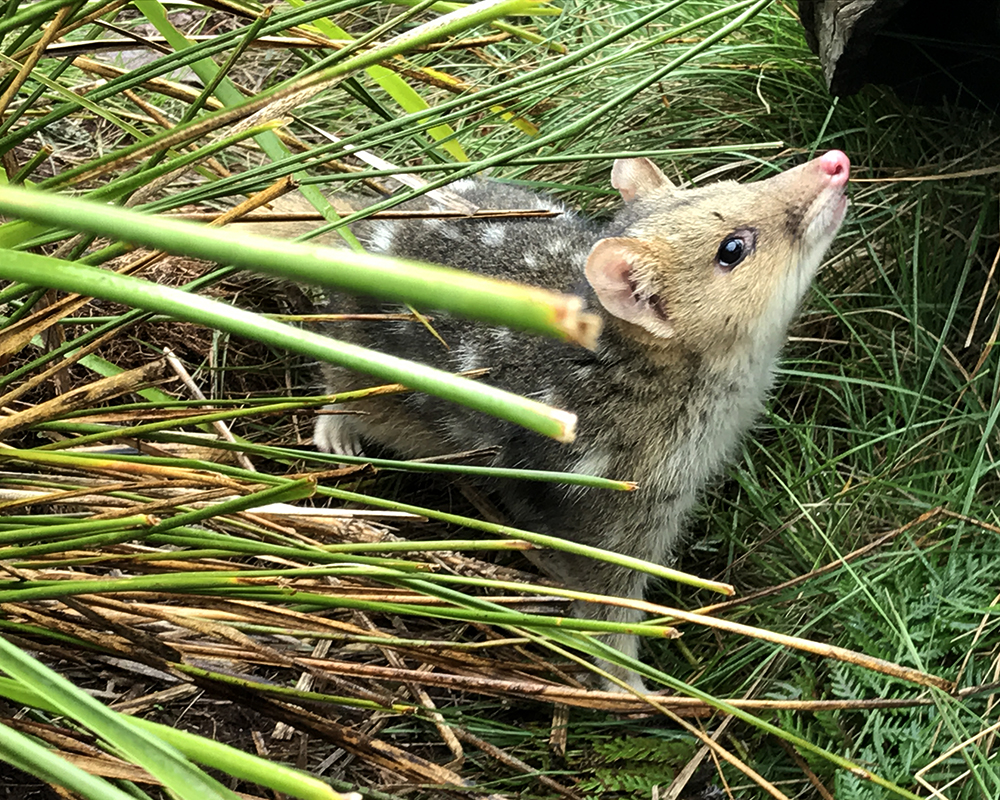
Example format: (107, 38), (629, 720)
(586, 151), (850, 359)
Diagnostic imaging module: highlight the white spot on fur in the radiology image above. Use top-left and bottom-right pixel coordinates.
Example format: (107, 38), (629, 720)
(523, 252), (538, 269)
(479, 223), (506, 247)
(366, 222), (394, 253)
(545, 237), (571, 256)
(450, 179), (475, 193)
(454, 342), (482, 372)
(572, 449), (610, 477)
(537, 388), (556, 406)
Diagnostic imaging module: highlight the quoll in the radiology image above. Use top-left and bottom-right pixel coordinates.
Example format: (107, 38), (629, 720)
(312, 151), (851, 689)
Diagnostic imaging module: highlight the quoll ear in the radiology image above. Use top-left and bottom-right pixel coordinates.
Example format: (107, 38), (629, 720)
(611, 157), (674, 203)
(585, 238), (673, 339)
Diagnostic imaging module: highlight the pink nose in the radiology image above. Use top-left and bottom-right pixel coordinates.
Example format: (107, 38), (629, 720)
(818, 150), (850, 187)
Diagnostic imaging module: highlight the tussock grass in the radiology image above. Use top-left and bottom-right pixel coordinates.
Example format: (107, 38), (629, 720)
(0, 1), (998, 799)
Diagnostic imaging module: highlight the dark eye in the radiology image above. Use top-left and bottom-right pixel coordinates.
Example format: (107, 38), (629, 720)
(715, 228), (757, 271)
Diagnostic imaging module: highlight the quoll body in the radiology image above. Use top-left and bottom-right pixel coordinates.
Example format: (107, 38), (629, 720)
(314, 151), (850, 689)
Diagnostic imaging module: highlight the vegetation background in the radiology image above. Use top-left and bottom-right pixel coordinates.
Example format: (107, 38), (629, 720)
(0, 1), (998, 799)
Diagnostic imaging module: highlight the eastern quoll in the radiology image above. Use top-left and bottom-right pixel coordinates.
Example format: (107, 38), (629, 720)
(308, 151), (850, 689)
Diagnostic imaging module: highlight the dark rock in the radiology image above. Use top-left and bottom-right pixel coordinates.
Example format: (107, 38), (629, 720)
(798, 0), (1000, 108)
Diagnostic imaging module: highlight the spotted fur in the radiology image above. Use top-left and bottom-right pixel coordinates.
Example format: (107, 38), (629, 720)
(313, 153), (850, 689)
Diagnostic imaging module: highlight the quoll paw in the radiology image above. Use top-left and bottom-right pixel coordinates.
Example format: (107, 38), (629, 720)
(314, 410), (366, 456)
